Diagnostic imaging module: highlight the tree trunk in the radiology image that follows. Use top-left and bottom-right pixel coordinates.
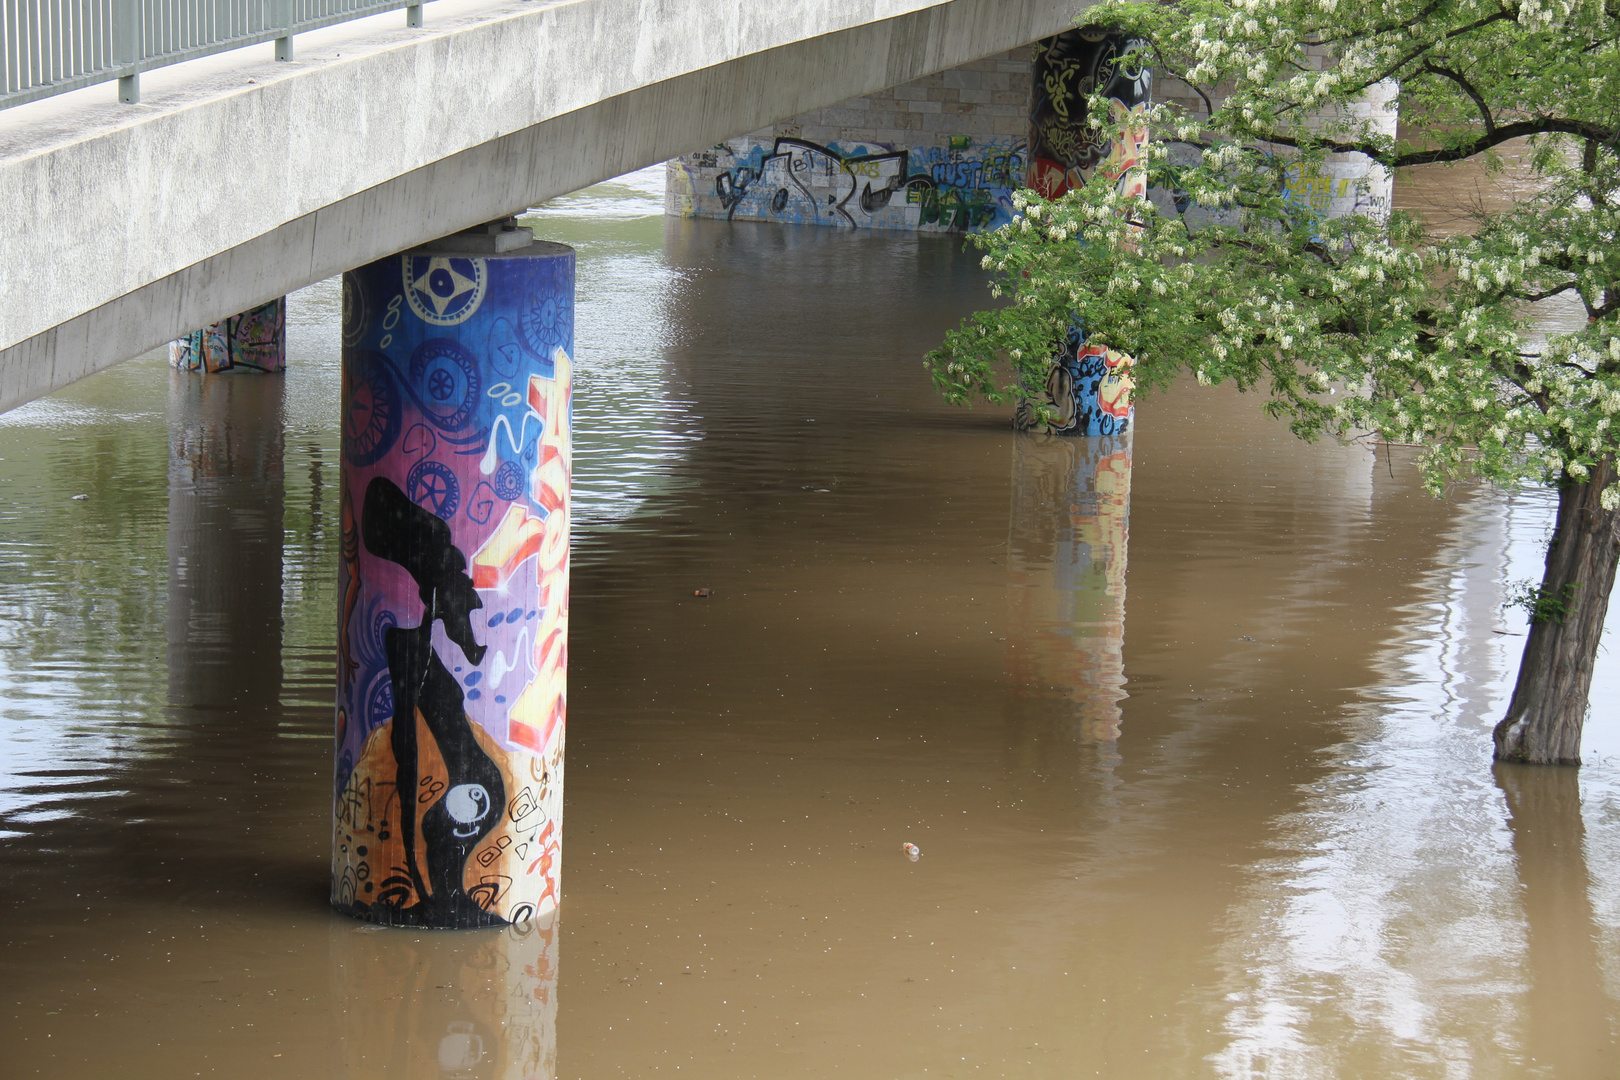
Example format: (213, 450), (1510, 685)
(1494, 458), (1620, 764)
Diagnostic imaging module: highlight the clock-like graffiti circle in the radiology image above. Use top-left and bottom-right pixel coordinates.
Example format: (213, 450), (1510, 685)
(409, 339), (481, 432)
(492, 459), (526, 502)
(407, 459), (460, 520)
(516, 293), (574, 361)
(402, 255), (487, 326)
(341, 275), (369, 348)
(365, 672), (394, 733)
(343, 351), (402, 467)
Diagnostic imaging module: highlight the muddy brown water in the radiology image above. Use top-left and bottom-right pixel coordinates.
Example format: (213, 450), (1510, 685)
(0, 166), (1617, 1078)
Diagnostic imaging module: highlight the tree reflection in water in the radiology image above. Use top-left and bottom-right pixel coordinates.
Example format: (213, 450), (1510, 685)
(1496, 763), (1617, 1075)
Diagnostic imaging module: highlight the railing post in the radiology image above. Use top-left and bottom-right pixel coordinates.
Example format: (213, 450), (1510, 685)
(273, 0), (293, 61)
(113, 0), (142, 103)
(406, 5), (423, 28)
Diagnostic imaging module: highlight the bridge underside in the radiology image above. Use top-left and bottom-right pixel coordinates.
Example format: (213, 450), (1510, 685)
(0, 0), (1087, 414)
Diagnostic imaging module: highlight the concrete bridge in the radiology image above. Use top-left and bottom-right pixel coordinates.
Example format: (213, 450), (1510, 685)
(0, 0), (1090, 414)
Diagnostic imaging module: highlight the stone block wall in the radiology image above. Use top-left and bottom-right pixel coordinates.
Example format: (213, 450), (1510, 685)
(665, 50), (1033, 232)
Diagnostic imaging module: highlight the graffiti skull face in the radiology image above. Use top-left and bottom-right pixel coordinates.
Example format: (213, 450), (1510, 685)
(444, 783), (493, 837)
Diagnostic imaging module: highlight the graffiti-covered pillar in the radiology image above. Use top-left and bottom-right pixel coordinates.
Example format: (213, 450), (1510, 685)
(1317, 80), (1399, 221)
(169, 297), (288, 373)
(1020, 28), (1150, 437)
(332, 228), (574, 929)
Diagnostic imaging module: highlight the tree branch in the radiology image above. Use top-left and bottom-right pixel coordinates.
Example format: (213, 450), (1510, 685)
(1138, 36), (1214, 117)
(1421, 61), (1497, 138)
(1253, 118), (1615, 166)
(1310, 8), (1519, 99)
(1516, 282), (1583, 304)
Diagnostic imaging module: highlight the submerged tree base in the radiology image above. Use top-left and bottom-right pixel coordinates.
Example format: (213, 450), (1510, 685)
(1494, 461), (1620, 766)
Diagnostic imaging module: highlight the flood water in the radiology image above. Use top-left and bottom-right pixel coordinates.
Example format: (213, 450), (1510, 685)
(2, 164), (1618, 1078)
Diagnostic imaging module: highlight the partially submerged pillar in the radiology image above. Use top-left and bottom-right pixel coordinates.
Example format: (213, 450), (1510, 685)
(332, 223), (574, 928)
(1020, 28), (1149, 436)
(169, 297), (288, 373)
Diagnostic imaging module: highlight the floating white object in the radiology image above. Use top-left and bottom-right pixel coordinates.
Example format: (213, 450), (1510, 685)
(903, 842), (920, 861)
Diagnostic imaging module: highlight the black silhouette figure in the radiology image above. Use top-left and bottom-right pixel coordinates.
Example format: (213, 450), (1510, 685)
(362, 475), (507, 926)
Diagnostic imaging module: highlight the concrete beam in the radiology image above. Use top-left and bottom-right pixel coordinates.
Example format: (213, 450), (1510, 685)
(0, 0), (1091, 414)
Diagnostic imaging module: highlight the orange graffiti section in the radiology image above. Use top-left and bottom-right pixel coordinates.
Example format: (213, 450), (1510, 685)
(334, 348), (573, 924)
(333, 704), (564, 924)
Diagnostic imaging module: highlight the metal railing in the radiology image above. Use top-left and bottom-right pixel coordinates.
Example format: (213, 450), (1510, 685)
(1, 0), (430, 109)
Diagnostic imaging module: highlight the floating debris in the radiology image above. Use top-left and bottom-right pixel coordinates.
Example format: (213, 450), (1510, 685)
(71, 494), (89, 501)
(693, 588), (712, 598)
(903, 842), (920, 861)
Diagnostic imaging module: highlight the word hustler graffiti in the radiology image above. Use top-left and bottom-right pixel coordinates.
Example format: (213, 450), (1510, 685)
(333, 240), (574, 928)
(1022, 28), (1150, 437)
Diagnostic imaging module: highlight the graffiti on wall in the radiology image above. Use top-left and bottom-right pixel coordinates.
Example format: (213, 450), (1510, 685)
(675, 135), (1028, 232)
(1282, 166), (1393, 222)
(1028, 28), (1150, 201)
(169, 297), (287, 373)
(332, 245), (573, 927)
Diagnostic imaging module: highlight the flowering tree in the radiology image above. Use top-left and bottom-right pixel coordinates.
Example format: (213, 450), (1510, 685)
(926, 0), (1620, 764)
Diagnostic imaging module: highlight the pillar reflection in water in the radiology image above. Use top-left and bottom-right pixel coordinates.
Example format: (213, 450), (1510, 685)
(166, 368), (285, 711)
(333, 914), (559, 1078)
(1495, 764), (1619, 1074)
(1006, 433), (1132, 763)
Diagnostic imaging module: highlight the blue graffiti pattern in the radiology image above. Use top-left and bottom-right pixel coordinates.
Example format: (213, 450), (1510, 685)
(688, 136), (1026, 233)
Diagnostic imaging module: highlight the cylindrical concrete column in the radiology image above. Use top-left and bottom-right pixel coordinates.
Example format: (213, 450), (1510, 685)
(1015, 328), (1136, 438)
(169, 297), (288, 373)
(1021, 28), (1149, 436)
(331, 233), (574, 928)
(1028, 29), (1151, 203)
